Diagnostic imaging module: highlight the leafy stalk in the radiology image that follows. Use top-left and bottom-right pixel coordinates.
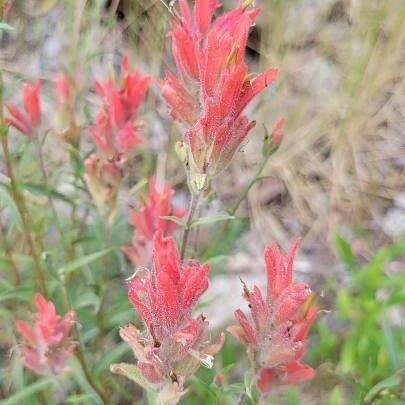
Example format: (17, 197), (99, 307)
(0, 71), (48, 295)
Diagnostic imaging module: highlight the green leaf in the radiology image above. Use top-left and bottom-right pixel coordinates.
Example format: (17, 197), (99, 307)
(66, 394), (95, 404)
(0, 183), (22, 228)
(191, 214), (235, 227)
(364, 369), (405, 404)
(0, 288), (35, 304)
(1, 377), (54, 405)
(334, 233), (355, 268)
(57, 248), (112, 275)
(0, 22), (14, 32)
(94, 343), (129, 378)
(19, 182), (74, 205)
(110, 363), (154, 392)
(159, 215), (186, 227)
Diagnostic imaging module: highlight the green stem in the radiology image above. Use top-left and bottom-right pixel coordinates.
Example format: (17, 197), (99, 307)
(201, 153), (271, 260)
(0, 78), (48, 295)
(0, 216), (21, 286)
(180, 192), (200, 261)
(229, 154), (270, 216)
(58, 272), (109, 404)
(35, 137), (73, 260)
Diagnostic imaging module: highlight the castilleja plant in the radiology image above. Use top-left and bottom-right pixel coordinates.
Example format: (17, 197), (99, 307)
(122, 177), (186, 267)
(5, 79), (41, 137)
(85, 55), (151, 213)
(15, 293), (76, 376)
(160, 0), (278, 191)
(112, 232), (224, 404)
(228, 240), (317, 395)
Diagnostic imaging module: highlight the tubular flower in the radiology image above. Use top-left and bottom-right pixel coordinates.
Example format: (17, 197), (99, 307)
(5, 79), (41, 136)
(112, 233), (224, 403)
(122, 177), (186, 267)
(90, 54), (151, 163)
(15, 293), (76, 376)
(160, 0), (278, 186)
(228, 240), (317, 393)
(86, 55), (151, 211)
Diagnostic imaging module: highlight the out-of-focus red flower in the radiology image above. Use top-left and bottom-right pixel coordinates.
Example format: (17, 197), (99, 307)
(112, 233), (224, 401)
(2, 1), (12, 19)
(84, 154), (122, 214)
(228, 240), (317, 393)
(270, 117), (285, 146)
(6, 79), (41, 136)
(85, 55), (150, 212)
(54, 74), (71, 105)
(15, 293), (76, 376)
(122, 177), (186, 267)
(90, 55), (151, 163)
(160, 0), (278, 182)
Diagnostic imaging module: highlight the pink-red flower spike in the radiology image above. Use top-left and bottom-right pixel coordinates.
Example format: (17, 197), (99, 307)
(112, 233), (224, 402)
(6, 79), (41, 137)
(15, 293), (76, 376)
(85, 55), (151, 212)
(228, 239), (317, 394)
(160, 0), (278, 187)
(122, 177), (186, 267)
(90, 54), (151, 163)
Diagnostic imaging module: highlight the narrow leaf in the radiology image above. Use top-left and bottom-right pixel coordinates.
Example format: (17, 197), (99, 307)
(57, 248), (112, 275)
(159, 215), (186, 227)
(334, 233), (354, 268)
(1, 377), (54, 405)
(191, 214), (235, 227)
(19, 182), (73, 205)
(94, 343), (129, 378)
(110, 363), (154, 392)
(0, 22), (14, 32)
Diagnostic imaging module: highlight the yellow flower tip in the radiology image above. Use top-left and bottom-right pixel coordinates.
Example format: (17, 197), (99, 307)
(241, 0), (254, 12)
(243, 72), (256, 85)
(226, 43), (239, 68)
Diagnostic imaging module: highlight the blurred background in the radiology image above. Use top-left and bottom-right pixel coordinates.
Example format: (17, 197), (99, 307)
(1, 0), (404, 404)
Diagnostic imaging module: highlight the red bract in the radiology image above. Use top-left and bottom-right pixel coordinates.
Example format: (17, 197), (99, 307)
(228, 240), (317, 393)
(15, 293), (76, 376)
(112, 233), (224, 401)
(90, 55), (151, 163)
(122, 177), (186, 267)
(54, 74), (71, 105)
(85, 55), (150, 211)
(160, 0), (278, 183)
(6, 79), (41, 136)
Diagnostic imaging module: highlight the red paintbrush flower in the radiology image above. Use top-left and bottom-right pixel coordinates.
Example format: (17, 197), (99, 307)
(90, 55), (151, 163)
(228, 239), (317, 393)
(122, 177), (186, 267)
(160, 0), (278, 185)
(6, 79), (41, 136)
(54, 74), (71, 105)
(15, 293), (76, 375)
(85, 55), (150, 211)
(112, 233), (224, 402)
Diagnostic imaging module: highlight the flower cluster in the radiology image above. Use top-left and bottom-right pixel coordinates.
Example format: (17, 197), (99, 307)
(112, 233), (224, 403)
(85, 55), (151, 212)
(5, 79), (41, 137)
(228, 240), (317, 393)
(15, 293), (76, 376)
(122, 177), (186, 267)
(160, 0), (278, 188)
(6, 1), (319, 401)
